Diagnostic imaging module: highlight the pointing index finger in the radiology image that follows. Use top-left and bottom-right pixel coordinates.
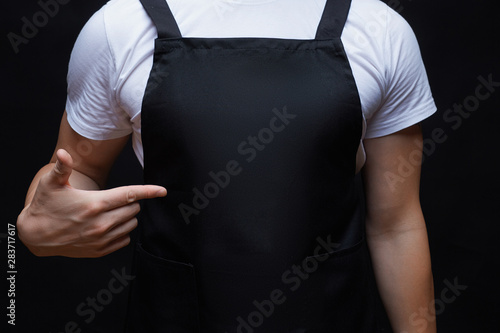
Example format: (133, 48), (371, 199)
(100, 185), (167, 211)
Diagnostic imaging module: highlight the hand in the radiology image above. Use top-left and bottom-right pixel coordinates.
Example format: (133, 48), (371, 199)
(17, 149), (167, 258)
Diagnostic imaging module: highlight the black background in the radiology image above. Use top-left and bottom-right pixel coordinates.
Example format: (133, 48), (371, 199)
(1, 0), (498, 332)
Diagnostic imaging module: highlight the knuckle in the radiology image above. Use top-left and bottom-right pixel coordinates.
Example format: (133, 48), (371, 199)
(118, 235), (132, 249)
(87, 249), (105, 258)
(37, 174), (49, 189)
(85, 241), (108, 258)
(78, 229), (93, 242)
(93, 249), (109, 258)
(39, 171), (54, 186)
(35, 178), (52, 199)
(116, 236), (131, 249)
(123, 219), (138, 233)
(96, 237), (130, 257)
(126, 190), (137, 203)
(92, 223), (109, 237)
(85, 201), (105, 216)
(121, 237), (132, 249)
(122, 218), (138, 233)
(130, 203), (141, 215)
(80, 223), (107, 240)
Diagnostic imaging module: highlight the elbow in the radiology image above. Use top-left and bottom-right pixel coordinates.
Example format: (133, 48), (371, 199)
(365, 204), (427, 240)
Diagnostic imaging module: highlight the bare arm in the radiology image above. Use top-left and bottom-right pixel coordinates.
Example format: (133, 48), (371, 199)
(24, 111), (127, 202)
(363, 124), (436, 332)
(17, 111), (166, 258)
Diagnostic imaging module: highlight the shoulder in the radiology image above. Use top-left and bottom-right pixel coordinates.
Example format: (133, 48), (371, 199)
(344, 0), (435, 138)
(346, 0), (417, 49)
(101, 0), (156, 55)
(101, 0), (153, 34)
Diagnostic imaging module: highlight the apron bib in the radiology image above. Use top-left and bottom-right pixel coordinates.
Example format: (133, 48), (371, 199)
(126, 0), (379, 331)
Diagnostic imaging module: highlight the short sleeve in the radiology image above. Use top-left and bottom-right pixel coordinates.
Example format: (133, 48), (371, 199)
(65, 6), (133, 140)
(364, 8), (436, 139)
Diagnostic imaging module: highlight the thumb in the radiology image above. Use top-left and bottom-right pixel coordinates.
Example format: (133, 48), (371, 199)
(48, 149), (74, 187)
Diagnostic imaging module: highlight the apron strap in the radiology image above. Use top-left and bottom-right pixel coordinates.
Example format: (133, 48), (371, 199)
(315, 0), (352, 39)
(139, 0), (181, 39)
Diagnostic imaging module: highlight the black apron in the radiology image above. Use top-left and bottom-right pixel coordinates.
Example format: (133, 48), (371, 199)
(126, 0), (379, 331)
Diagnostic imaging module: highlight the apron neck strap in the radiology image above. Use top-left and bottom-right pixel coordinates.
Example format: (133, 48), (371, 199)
(139, 0), (181, 39)
(315, 0), (352, 39)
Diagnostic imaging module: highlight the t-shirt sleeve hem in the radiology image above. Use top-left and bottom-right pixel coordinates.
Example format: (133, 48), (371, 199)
(66, 108), (133, 141)
(364, 103), (437, 139)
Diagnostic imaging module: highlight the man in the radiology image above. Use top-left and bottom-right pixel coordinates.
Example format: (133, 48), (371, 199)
(17, 0), (437, 331)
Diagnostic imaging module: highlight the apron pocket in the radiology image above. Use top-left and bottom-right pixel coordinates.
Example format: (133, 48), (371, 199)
(292, 238), (376, 332)
(127, 243), (200, 333)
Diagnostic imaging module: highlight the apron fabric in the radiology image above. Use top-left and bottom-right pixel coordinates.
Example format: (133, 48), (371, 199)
(126, 0), (380, 331)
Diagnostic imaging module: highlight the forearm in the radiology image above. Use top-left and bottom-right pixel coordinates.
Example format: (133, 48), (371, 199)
(367, 213), (435, 333)
(24, 163), (100, 207)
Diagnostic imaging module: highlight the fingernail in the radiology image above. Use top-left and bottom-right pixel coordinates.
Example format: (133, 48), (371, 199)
(157, 188), (167, 196)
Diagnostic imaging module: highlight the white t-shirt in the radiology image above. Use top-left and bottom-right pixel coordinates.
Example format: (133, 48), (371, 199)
(65, 0), (436, 167)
